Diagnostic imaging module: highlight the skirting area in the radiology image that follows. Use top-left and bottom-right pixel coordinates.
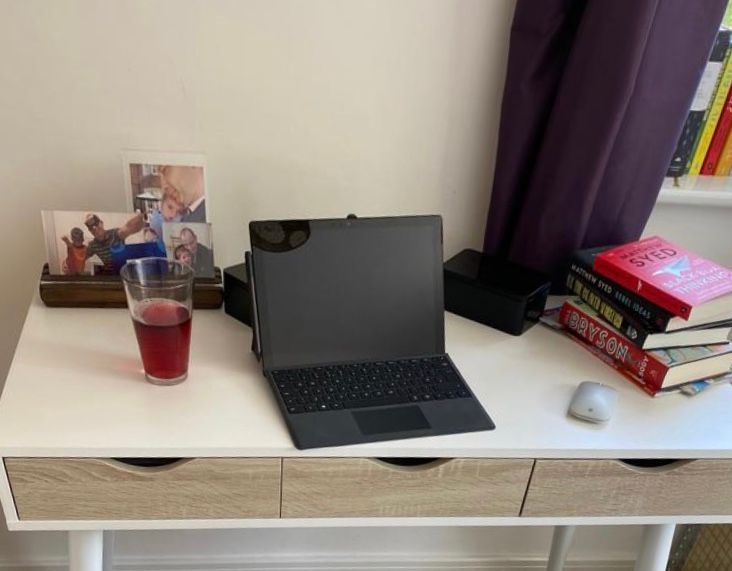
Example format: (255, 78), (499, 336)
(0, 555), (635, 571)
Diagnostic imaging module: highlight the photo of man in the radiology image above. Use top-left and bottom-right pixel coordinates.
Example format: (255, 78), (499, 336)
(125, 155), (208, 231)
(162, 222), (215, 278)
(84, 212), (144, 275)
(160, 165), (207, 223)
(41, 210), (158, 276)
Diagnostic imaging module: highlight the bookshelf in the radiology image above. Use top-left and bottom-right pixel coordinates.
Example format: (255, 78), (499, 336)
(659, 4), (732, 207)
(658, 176), (732, 207)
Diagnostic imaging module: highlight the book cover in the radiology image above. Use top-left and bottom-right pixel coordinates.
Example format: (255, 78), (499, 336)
(567, 270), (732, 349)
(562, 331), (657, 396)
(689, 34), (732, 175)
(668, 30), (731, 177)
(593, 236), (732, 319)
(563, 330), (732, 397)
(559, 299), (732, 392)
(570, 247), (675, 331)
(559, 299), (670, 391)
(701, 78), (732, 174)
(566, 271), (655, 345)
(541, 305), (732, 397)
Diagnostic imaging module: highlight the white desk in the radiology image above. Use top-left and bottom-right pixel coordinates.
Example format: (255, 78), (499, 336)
(1, 298), (732, 571)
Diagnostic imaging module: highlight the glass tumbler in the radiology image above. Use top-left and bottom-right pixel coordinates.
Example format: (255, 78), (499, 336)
(120, 258), (194, 385)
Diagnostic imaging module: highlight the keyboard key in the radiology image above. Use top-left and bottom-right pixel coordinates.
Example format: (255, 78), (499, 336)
(272, 357), (469, 413)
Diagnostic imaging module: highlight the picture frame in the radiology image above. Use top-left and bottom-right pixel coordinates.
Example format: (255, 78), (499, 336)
(121, 150), (209, 224)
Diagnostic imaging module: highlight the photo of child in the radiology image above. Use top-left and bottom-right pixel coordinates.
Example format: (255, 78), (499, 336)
(42, 210), (164, 276)
(61, 227), (87, 275)
(162, 222), (215, 278)
(173, 243), (194, 267)
(124, 153), (208, 232)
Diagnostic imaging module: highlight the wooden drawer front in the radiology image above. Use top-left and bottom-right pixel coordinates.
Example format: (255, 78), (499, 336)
(281, 458), (533, 518)
(522, 459), (732, 517)
(5, 458), (281, 520)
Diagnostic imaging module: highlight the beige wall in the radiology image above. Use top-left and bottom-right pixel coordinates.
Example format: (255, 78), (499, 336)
(644, 203), (732, 267)
(0, 0), (512, 385)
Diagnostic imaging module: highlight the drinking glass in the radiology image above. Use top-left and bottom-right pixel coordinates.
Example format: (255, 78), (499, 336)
(121, 258), (194, 385)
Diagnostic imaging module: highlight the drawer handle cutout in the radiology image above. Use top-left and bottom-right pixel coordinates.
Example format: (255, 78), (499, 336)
(618, 459), (693, 473)
(110, 458), (191, 472)
(374, 458), (449, 471)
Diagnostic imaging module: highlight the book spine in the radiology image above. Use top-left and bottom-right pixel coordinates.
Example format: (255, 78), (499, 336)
(668, 30), (731, 177)
(559, 302), (667, 391)
(668, 111), (705, 177)
(566, 272), (650, 347)
(561, 333), (659, 396)
(569, 258), (672, 331)
(689, 40), (732, 175)
(714, 124), (732, 174)
(701, 81), (732, 174)
(592, 256), (693, 319)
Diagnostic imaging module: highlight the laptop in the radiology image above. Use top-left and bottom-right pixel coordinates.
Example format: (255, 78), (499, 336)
(248, 215), (495, 449)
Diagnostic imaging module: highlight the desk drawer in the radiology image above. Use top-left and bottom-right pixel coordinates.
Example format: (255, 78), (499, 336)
(522, 459), (732, 517)
(5, 458), (281, 520)
(281, 458), (533, 517)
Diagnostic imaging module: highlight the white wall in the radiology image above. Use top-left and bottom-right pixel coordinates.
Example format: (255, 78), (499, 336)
(644, 203), (732, 267)
(0, 0), (726, 567)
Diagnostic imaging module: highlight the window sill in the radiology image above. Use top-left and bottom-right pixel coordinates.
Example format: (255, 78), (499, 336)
(657, 176), (732, 207)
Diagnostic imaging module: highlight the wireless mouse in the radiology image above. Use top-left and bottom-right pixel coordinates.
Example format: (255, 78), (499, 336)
(568, 381), (618, 423)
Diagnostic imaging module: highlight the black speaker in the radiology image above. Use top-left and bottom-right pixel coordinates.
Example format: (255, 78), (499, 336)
(223, 262), (252, 327)
(444, 249), (550, 335)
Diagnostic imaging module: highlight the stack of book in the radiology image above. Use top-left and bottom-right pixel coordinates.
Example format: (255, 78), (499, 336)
(668, 28), (732, 177)
(560, 236), (732, 396)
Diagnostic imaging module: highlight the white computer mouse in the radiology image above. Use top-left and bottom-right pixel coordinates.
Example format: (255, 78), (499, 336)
(568, 381), (618, 423)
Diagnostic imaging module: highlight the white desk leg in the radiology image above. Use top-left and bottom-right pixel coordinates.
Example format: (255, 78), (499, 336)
(69, 531), (103, 571)
(103, 531), (115, 571)
(633, 524), (676, 571)
(547, 525), (576, 571)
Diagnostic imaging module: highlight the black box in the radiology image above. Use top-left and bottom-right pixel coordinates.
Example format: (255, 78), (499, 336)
(443, 249), (550, 335)
(223, 262), (252, 327)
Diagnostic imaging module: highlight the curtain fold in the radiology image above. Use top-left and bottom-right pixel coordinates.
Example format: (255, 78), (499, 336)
(483, 0), (727, 283)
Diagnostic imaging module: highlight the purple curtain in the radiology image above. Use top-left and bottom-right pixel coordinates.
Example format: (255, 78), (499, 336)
(483, 0), (727, 283)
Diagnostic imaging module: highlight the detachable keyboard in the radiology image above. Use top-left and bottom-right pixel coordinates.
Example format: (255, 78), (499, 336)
(270, 356), (471, 414)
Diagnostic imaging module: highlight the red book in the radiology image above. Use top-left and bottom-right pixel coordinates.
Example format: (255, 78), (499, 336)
(702, 82), (732, 174)
(561, 333), (659, 397)
(593, 236), (732, 321)
(559, 299), (732, 393)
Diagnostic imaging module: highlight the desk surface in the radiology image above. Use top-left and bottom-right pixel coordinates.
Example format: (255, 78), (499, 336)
(0, 297), (731, 459)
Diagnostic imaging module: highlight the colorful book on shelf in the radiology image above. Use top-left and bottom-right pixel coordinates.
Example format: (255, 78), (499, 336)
(559, 299), (732, 395)
(668, 29), (731, 177)
(715, 122), (732, 174)
(570, 247), (729, 331)
(566, 271), (732, 349)
(689, 32), (732, 175)
(701, 77), (732, 174)
(593, 236), (732, 321)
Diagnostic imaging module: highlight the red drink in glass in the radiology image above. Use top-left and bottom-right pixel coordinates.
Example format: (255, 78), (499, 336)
(122, 258), (194, 385)
(132, 299), (192, 382)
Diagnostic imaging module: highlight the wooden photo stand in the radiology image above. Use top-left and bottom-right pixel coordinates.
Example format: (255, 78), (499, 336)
(39, 264), (224, 309)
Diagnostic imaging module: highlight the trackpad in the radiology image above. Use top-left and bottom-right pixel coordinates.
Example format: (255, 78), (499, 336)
(353, 406), (431, 435)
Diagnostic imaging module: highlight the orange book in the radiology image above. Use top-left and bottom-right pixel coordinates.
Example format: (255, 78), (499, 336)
(715, 125), (732, 174)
